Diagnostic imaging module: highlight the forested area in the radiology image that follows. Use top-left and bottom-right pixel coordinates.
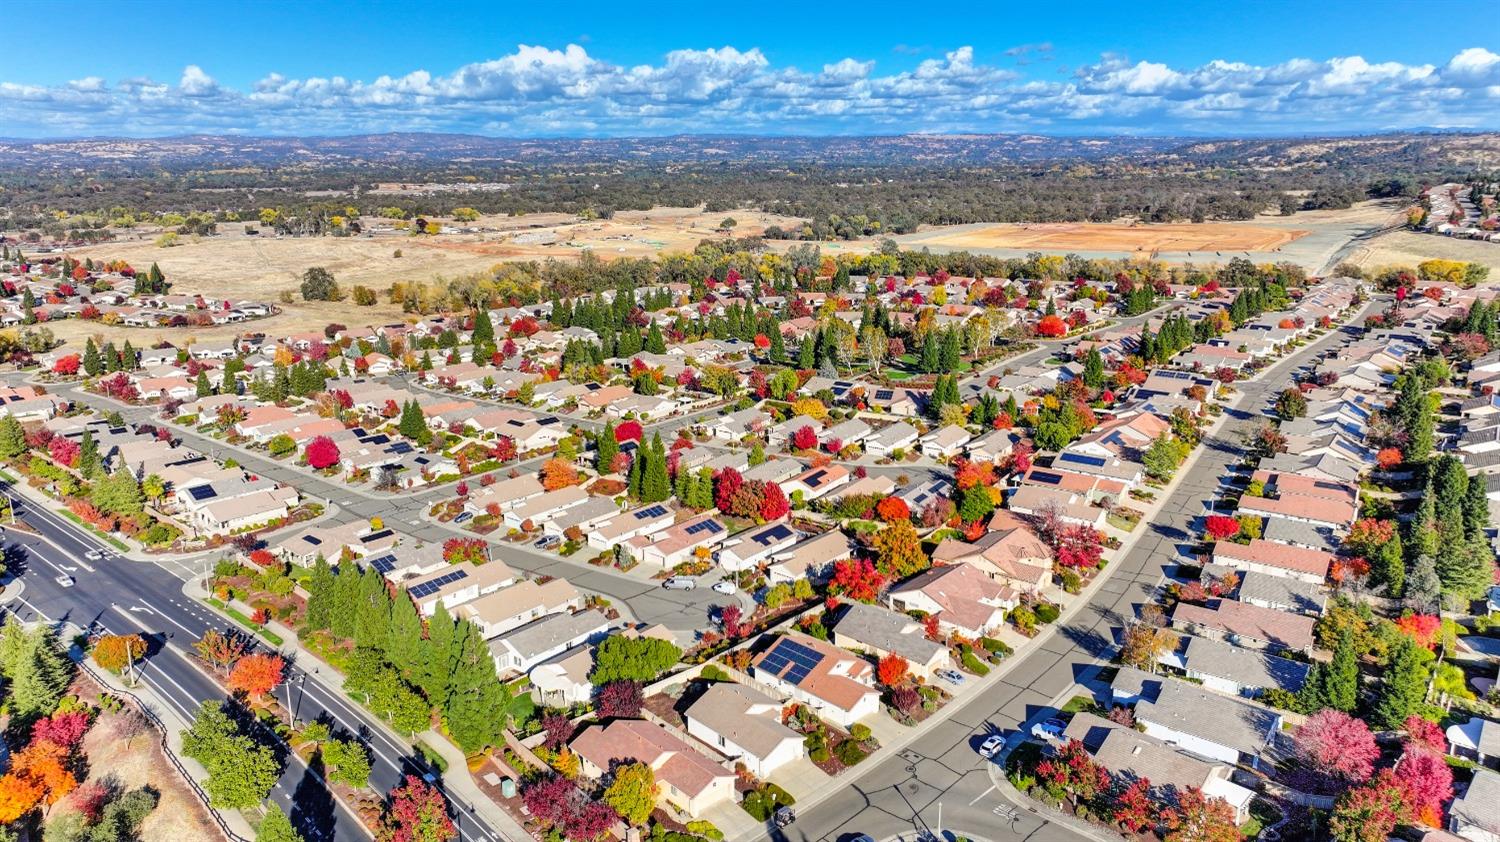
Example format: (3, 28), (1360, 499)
(0, 132), (1475, 241)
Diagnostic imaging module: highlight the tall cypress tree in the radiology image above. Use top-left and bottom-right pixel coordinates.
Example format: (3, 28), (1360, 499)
(645, 322), (666, 354)
(328, 564), (360, 640)
(472, 309), (494, 345)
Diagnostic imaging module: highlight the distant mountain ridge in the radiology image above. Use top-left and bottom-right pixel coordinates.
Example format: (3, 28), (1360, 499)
(2, 131), (1497, 171)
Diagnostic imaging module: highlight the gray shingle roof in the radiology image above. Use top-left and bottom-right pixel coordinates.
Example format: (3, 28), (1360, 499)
(831, 602), (947, 665)
(1453, 767), (1500, 836)
(1178, 635), (1310, 694)
(1135, 679), (1280, 759)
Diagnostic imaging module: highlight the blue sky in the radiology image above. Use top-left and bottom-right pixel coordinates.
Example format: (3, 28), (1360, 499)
(2, 0), (1497, 138)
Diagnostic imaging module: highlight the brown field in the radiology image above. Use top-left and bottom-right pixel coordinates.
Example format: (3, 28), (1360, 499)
(43, 206), (803, 347)
(912, 221), (1308, 254)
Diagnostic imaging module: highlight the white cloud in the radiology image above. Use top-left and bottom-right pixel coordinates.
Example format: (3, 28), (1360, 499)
(0, 44), (1498, 137)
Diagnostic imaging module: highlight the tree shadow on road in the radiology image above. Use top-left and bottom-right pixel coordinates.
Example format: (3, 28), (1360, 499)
(291, 750), (337, 842)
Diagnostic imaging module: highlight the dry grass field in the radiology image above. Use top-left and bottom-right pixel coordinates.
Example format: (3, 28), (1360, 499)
(48, 206), (802, 346)
(908, 221), (1308, 254)
(1347, 229), (1500, 275)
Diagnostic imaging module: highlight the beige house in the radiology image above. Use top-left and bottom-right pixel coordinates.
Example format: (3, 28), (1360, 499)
(571, 719), (737, 819)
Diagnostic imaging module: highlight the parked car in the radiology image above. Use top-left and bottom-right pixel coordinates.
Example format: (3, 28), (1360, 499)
(773, 807), (796, 829)
(662, 576), (697, 591)
(534, 535), (561, 549)
(453, 512), (473, 524)
(936, 669), (966, 686)
(1031, 718), (1067, 741)
(978, 735), (1004, 759)
(711, 580), (737, 595)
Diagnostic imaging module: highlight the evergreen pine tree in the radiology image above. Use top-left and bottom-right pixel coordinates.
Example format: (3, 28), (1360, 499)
(1372, 636), (1429, 729)
(304, 556), (335, 631)
(798, 337), (816, 369)
(645, 322), (666, 354)
(419, 604), (457, 702)
(939, 329), (961, 372)
(196, 370), (214, 398)
(83, 338), (102, 377)
(78, 428), (100, 477)
(328, 565), (361, 640)
(354, 566), (392, 651)
(121, 339), (136, 370)
(1083, 348), (1105, 390)
(627, 450), (643, 500)
(472, 309), (494, 345)
(1372, 532), (1405, 597)
(770, 327), (786, 362)
(442, 620), (508, 753)
(1464, 475), (1491, 539)
(385, 593), (425, 682)
(596, 423), (620, 473)
(9, 626), (71, 718)
(692, 468), (715, 509)
(642, 435), (670, 503)
(1405, 554), (1442, 614)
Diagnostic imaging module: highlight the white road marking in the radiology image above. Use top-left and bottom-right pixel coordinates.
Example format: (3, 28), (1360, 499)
(969, 783), (996, 805)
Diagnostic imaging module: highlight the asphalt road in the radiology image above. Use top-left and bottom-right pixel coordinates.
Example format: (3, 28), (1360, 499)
(771, 303), (1377, 842)
(1, 491), (505, 842)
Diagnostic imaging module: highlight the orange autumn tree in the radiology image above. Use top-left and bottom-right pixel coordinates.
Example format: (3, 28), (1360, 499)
(540, 458), (580, 491)
(8, 739), (78, 807)
(875, 496), (910, 524)
(0, 772), (45, 823)
(876, 653), (909, 687)
(91, 633), (147, 675)
(228, 653), (286, 701)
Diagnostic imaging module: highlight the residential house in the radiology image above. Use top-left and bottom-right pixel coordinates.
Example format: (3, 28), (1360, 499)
(830, 602), (951, 680)
(921, 425), (972, 460)
(886, 563), (1016, 639)
(1209, 540), (1332, 585)
(1131, 677), (1281, 769)
(627, 513), (728, 569)
(683, 683), (805, 779)
(766, 530), (856, 585)
(717, 521), (799, 572)
(750, 632), (880, 729)
(1159, 635), (1310, 698)
(571, 719), (737, 819)
(402, 560), (518, 616)
(864, 421), (920, 457)
(1169, 599), (1316, 654)
(1062, 713), (1256, 823)
(1449, 766), (1500, 842)
(457, 578), (583, 640)
(489, 609), (613, 676)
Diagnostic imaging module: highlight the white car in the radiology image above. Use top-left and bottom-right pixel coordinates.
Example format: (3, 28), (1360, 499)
(711, 580), (737, 595)
(55, 575), (75, 588)
(84, 550), (103, 561)
(979, 735), (1005, 759)
(662, 576), (697, 591)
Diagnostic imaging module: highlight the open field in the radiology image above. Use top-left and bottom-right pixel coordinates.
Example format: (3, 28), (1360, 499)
(903, 221), (1307, 253)
(882, 201), (1404, 272)
(42, 207), (802, 346)
(1346, 229), (1500, 275)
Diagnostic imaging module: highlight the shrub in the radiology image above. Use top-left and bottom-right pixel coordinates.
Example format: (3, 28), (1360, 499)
(959, 645), (990, 676)
(980, 637), (1013, 657)
(835, 740), (868, 766)
(1034, 603), (1060, 624)
(848, 723), (872, 743)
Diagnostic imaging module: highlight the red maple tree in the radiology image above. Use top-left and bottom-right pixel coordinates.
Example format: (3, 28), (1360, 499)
(305, 435), (340, 470)
(228, 653), (285, 701)
(876, 653), (909, 686)
(1203, 515), (1241, 541)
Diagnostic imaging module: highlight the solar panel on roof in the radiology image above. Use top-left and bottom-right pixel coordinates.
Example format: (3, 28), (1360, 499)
(302, 535), (323, 546)
(1059, 452), (1107, 468)
(874, 390), (893, 401)
(802, 469), (827, 486)
(367, 554), (398, 574)
(1030, 471), (1063, 485)
(635, 505), (668, 520)
(389, 442), (413, 454)
(187, 485), (218, 501)
(408, 569), (469, 599)
(754, 524), (794, 546)
(363, 529), (393, 542)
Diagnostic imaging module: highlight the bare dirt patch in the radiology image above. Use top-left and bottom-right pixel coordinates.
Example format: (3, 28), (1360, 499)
(912, 221), (1308, 254)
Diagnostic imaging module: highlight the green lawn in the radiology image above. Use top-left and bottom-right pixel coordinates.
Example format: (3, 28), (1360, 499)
(1060, 694), (1099, 715)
